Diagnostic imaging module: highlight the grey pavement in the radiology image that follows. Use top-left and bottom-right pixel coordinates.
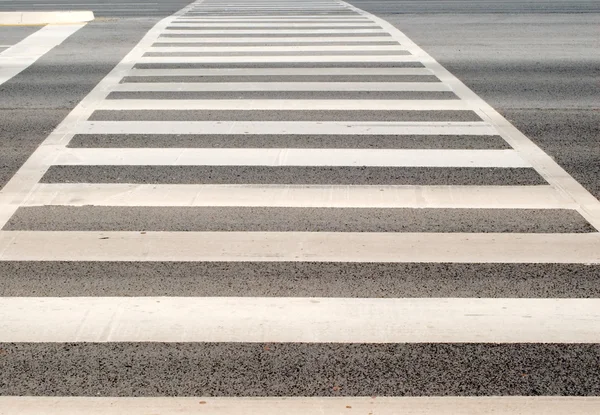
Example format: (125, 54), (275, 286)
(0, 0), (599, 410)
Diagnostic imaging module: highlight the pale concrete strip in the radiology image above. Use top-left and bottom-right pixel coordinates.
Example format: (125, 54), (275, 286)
(168, 22), (378, 27)
(53, 148), (529, 168)
(148, 45), (405, 52)
(129, 67), (431, 75)
(0, 11), (94, 25)
(77, 121), (496, 135)
(113, 81), (450, 92)
(137, 55), (419, 63)
(22, 184), (573, 209)
(1, 296), (599, 343)
(0, 231), (598, 263)
(0, 24), (85, 86)
(154, 36), (396, 43)
(344, 2), (600, 231)
(162, 29), (386, 34)
(98, 99), (467, 111)
(2, 397), (600, 415)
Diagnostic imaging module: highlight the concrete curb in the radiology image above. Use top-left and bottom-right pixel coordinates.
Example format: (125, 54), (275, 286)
(0, 11), (94, 25)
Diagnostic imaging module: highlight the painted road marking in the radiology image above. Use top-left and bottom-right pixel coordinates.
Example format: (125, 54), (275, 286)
(0, 231), (598, 263)
(1, 397), (599, 415)
(0, 24), (86, 86)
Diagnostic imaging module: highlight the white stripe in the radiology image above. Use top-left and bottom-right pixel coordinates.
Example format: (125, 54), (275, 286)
(147, 45), (406, 52)
(23, 184), (574, 209)
(0, 231), (598, 263)
(128, 67), (431, 75)
(175, 18), (371, 21)
(98, 99), (467, 110)
(0, 25), (85, 86)
(154, 36), (395, 43)
(179, 15), (363, 19)
(77, 121), (496, 135)
(138, 55), (419, 63)
(2, 397), (600, 415)
(162, 29), (385, 34)
(168, 22), (378, 27)
(53, 148), (528, 168)
(113, 81), (450, 92)
(1, 296), (599, 343)
(343, 1), (600, 230)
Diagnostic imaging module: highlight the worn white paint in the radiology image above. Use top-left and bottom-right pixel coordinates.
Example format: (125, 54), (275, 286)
(76, 120), (497, 135)
(98, 98), (466, 110)
(54, 148), (529, 168)
(167, 22), (379, 27)
(147, 45), (406, 52)
(154, 36), (396, 43)
(23, 184), (574, 209)
(2, 397), (600, 415)
(0, 231), (598, 263)
(128, 67), (430, 75)
(114, 81), (450, 91)
(1, 296), (600, 343)
(138, 54), (419, 63)
(0, 11), (93, 25)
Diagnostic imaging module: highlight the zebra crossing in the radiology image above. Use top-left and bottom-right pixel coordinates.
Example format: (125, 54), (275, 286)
(1, 0), (600, 412)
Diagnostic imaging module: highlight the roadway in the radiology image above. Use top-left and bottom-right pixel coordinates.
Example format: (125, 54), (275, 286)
(0, 0), (599, 413)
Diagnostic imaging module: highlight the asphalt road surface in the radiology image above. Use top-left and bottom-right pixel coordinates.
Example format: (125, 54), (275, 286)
(0, 0), (599, 413)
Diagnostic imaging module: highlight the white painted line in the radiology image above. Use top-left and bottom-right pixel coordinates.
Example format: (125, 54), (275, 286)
(175, 18), (371, 22)
(138, 55), (419, 63)
(0, 231), (598, 263)
(128, 67), (431, 76)
(98, 99), (467, 110)
(54, 148), (528, 168)
(114, 81), (450, 92)
(77, 121), (497, 135)
(162, 28), (385, 34)
(179, 15), (364, 19)
(167, 22), (379, 27)
(343, 0), (600, 230)
(147, 45), (406, 52)
(0, 24), (86, 86)
(1, 296), (599, 343)
(2, 397), (600, 415)
(0, 11), (94, 25)
(154, 36), (395, 43)
(24, 184), (574, 209)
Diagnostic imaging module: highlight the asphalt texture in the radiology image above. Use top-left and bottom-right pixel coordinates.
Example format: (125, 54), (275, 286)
(0, 0), (599, 404)
(68, 134), (509, 148)
(40, 166), (547, 185)
(2, 262), (600, 298)
(0, 26), (40, 46)
(2, 343), (600, 396)
(5, 206), (593, 233)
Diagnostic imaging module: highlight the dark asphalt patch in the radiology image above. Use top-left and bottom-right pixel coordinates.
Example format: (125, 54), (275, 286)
(40, 166), (547, 185)
(89, 110), (482, 122)
(2, 343), (599, 396)
(5, 207), (592, 233)
(2, 262), (599, 298)
(67, 134), (509, 149)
